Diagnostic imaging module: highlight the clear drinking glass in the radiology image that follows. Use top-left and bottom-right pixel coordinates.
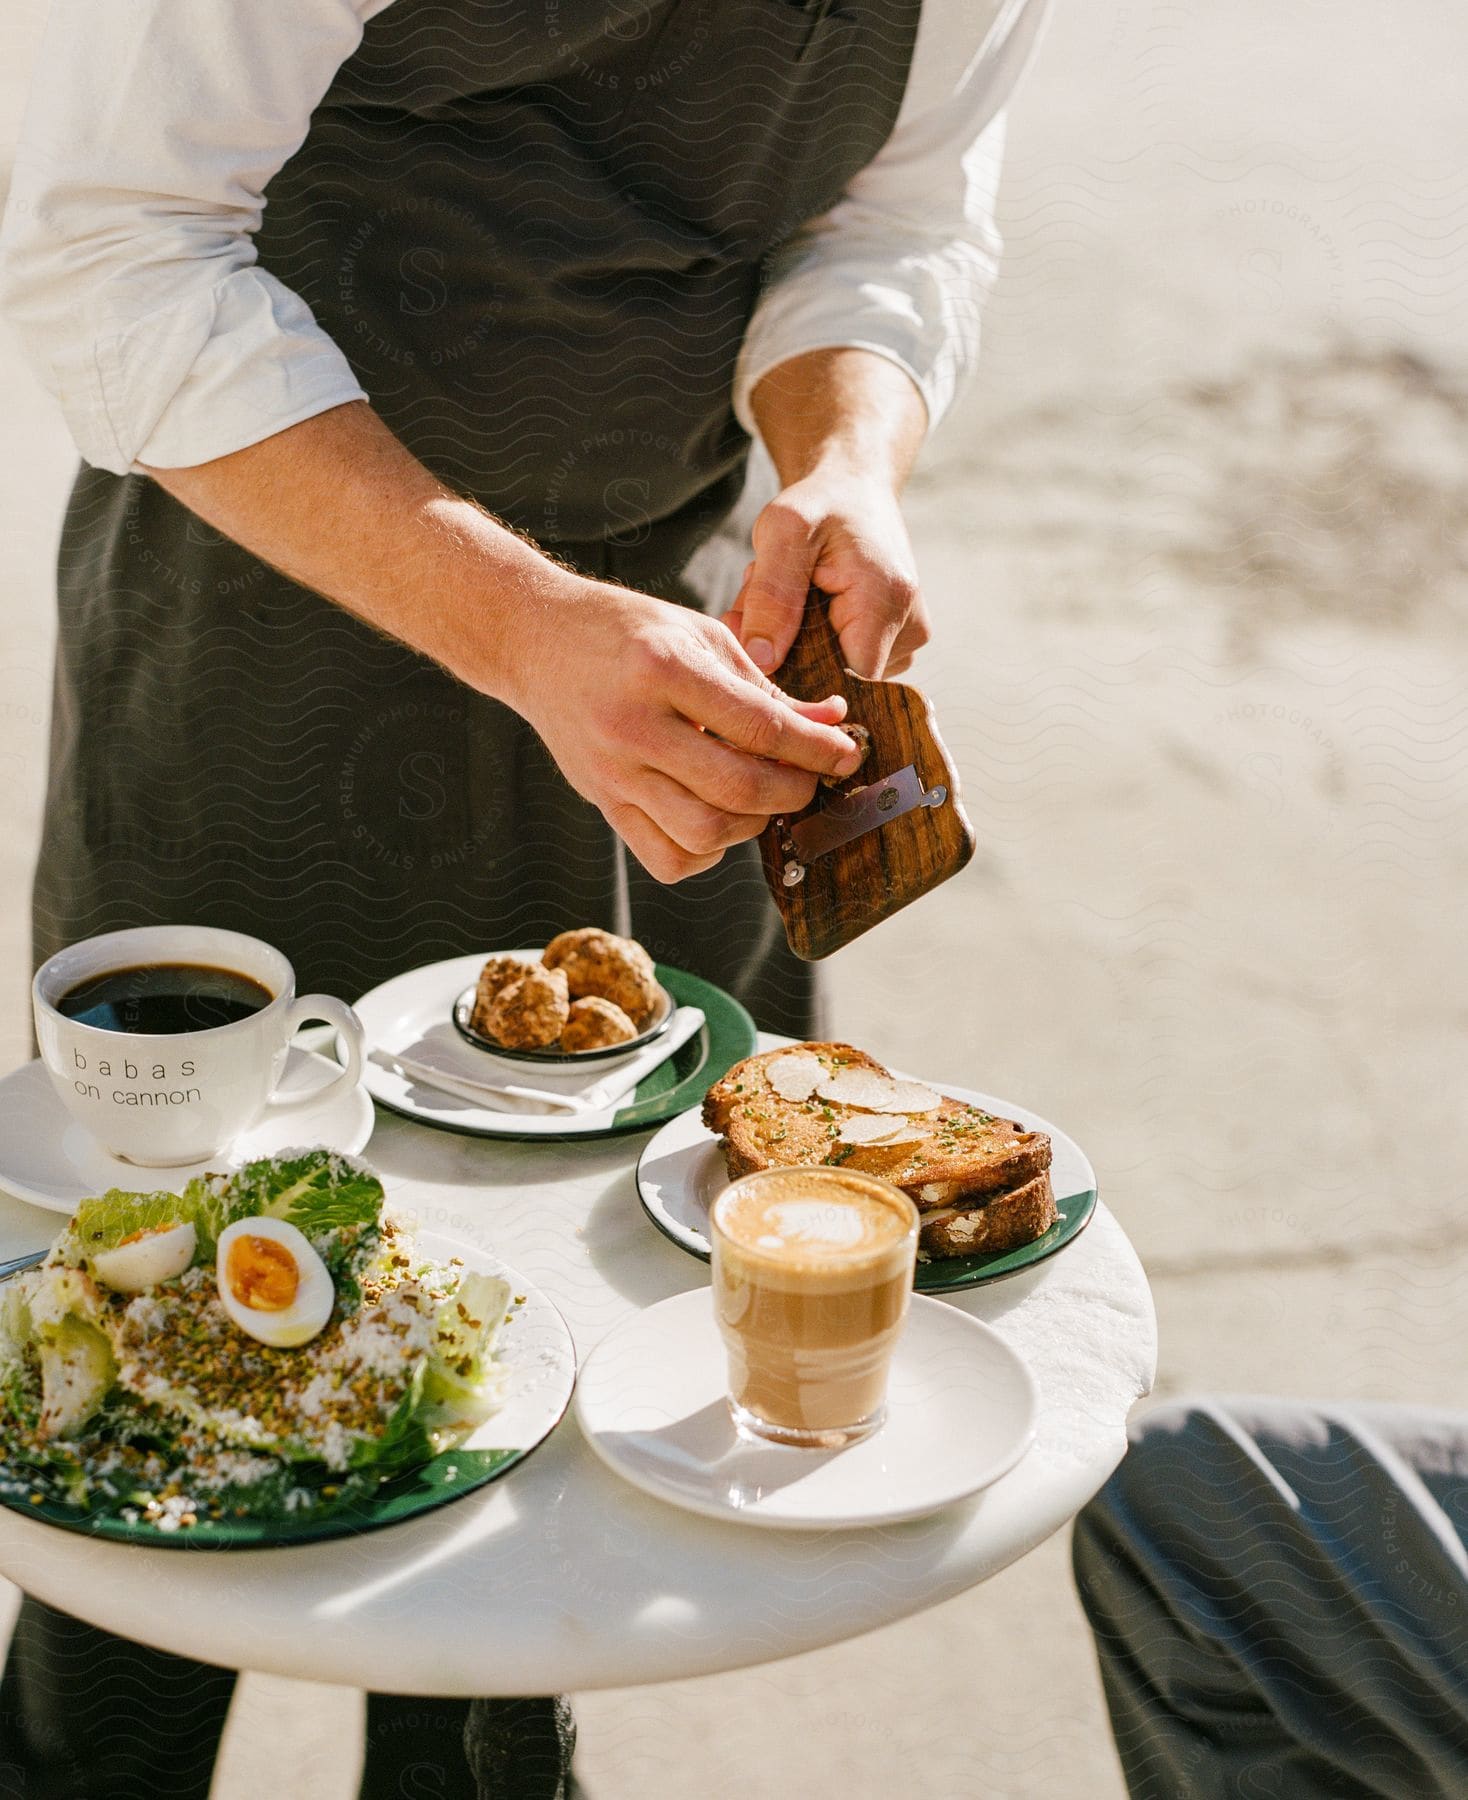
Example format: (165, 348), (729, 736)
(709, 1166), (920, 1448)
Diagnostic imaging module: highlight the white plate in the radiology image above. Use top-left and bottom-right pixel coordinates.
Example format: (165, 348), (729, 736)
(636, 1079), (1098, 1282)
(354, 953), (709, 1139)
(575, 1289), (1038, 1530)
(0, 1048), (374, 1216)
(411, 1227), (577, 1469)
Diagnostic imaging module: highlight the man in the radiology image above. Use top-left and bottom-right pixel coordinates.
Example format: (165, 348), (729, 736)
(1074, 1398), (1468, 1797)
(0, 0), (1046, 1793)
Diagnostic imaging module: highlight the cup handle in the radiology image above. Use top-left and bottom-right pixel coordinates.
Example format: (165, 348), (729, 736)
(262, 994), (366, 1115)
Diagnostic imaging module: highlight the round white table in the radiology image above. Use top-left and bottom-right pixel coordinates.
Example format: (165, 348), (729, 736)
(0, 1062), (1156, 1695)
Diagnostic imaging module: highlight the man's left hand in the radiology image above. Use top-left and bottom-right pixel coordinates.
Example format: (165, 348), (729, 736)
(725, 471), (931, 681)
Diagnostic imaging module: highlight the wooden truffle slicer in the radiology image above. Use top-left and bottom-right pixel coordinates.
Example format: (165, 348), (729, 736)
(757, 589), (975, 960)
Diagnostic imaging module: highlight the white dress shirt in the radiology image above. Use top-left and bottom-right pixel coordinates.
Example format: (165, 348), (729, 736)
(0, 0), (1046, 477)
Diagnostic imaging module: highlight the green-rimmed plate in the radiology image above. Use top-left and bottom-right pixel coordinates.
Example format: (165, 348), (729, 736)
(0, 1234), (576, 1548)
(635, 1081), (1098, 1294)
(354, 954), (756, 1142)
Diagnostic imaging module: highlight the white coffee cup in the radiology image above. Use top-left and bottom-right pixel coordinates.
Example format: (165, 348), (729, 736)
(33, 925), (366, 1168)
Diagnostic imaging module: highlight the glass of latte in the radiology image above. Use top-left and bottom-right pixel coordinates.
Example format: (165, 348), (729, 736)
(709, 1167), (920, 1448)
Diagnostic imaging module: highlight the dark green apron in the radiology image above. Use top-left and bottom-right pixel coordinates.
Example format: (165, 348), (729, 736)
(36, 0), (920, 1036)
(16, 6), (927, 1789)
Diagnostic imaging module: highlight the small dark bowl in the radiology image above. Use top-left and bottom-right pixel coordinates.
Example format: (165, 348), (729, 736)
(451, 976), (674, 1068)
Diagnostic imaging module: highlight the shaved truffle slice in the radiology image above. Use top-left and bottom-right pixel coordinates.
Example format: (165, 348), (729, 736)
(879, 1081), (945, 1115)
(764, 1051), (826, 1103)
(835, 1113), (916, 1145)
(815, 1069), (944, 1114)
(486, 965), (569, 1049)
(847, 1121), (932, 1149)
(560, 996), (638, 1052)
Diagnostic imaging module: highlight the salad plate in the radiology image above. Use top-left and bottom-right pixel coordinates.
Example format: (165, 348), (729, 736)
(635, 1080), (1098, 1294)
(0, 1150), (575, 1547)
(353, 954), (755, 1140)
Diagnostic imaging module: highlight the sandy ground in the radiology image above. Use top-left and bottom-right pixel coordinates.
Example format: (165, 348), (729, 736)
(0, 1), (1465, 1795)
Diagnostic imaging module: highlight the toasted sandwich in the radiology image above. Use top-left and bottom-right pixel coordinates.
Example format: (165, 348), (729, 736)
(702, 1044), (1057, 1260)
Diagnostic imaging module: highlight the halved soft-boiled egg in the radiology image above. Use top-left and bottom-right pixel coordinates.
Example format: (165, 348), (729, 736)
(216, 1217), (334, 1348)
(92, 1220), (197, 1293)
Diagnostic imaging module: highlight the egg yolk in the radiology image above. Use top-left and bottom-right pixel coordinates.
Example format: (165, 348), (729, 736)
(117, 1223), (178, 1246)
(226, 1235), (300, 1312)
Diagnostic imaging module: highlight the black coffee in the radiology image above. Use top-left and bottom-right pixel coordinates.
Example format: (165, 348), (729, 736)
(57, 963), (274, 1035)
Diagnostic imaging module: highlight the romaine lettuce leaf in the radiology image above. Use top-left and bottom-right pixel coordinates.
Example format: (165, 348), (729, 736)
(348, 1360), (432, 1475)
(14, 1266), (115, 1441)
(221, 1150), (384, 1239)
(68, 1178), (221, 1264)
(36, 1314), (115, 1441)
(27, 1264), (102, 1332)
(315, 1221), (380, 1319)
(344, 1269), (511, 1470)
(62, 1149), (385, 1276)
(416, 1271), (512, 1447)
(0, 1281), (32, 1371)
(423, 1272), (511, 1402)
(0, 1365), (98, 1506)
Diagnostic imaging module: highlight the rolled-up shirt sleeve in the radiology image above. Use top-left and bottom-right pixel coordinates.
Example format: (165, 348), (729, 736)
(733, 0), (1049, 437)
(0, 0), (393, 474)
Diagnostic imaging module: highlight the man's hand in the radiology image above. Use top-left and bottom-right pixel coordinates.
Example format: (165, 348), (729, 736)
(733, 346), (932, 681)
(142, 403), (861, 887)
(501, 577), (862, 884)
(725, 470), (931, 680)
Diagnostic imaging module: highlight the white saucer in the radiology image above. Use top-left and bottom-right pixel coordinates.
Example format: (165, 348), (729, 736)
(0, 1047), (375, 1215)
(575, 1289), (1038, 1530)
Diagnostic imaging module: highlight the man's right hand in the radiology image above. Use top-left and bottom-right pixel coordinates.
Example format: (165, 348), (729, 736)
(500, 576), (862, 883)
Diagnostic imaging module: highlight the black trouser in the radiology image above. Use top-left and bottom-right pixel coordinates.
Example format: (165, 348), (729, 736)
(1073, 1396), (1468, 1799)
(0, 1598), (577, 1799)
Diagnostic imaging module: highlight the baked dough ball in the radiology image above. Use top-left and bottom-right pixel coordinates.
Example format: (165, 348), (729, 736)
(542, 928), (661, 1028)
(486, 964), (569, 1049)
(560, 996), (638, 1053)
(470, 955), (531, 1037)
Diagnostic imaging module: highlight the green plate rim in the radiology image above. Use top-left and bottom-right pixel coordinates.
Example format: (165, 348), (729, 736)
(911, 1182), (1098, 1292)
(369, 964), (757, 1145)
(0, 1442), (550, 1551)
(635, 1112), (1100, 1294)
